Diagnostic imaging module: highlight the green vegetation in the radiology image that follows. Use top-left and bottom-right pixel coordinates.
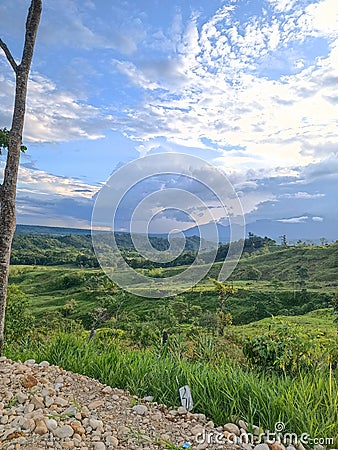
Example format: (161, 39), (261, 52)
(5, 329), (338, 446)
(4, 232), (338, 446)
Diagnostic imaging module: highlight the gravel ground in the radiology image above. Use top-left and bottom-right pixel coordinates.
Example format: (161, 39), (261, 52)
(0, 356), (242, 450)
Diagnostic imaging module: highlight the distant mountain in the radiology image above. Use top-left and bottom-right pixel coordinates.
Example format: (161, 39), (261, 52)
(182, 215), (338, 243)
(182, 222), (233, 242)
(246, 217), (338, 243)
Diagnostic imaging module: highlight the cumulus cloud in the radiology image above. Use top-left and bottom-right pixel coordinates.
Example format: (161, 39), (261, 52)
(108, 0), (338, 187)
(0, 63), (113, 143)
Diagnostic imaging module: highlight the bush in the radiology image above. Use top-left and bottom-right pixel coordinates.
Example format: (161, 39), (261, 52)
(5, 285), (34, 343)
(242, 320), (333, 374)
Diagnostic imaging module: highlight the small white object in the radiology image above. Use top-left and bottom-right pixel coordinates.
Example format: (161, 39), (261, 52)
(179, 385), (193, 411)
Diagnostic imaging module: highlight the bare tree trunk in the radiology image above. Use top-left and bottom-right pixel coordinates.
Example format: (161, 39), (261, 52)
(0, 0), (42, 355)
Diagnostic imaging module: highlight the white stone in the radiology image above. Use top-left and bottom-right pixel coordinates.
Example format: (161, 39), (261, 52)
(132, 404), (148, 415)
(254, 444), (270, 450)
(45, 418), (58, 431)
(93, 443), (106, 450)
(39, 361), (50, 367)
(24, 359), (36, 366)
(177, 406), (187, 415)
(89, 418), (104, 430)
(105, 435), (119, 447)
(16, 392), (28, 404)
(102, 386), (113, 394)
(54, 425), (74, 439)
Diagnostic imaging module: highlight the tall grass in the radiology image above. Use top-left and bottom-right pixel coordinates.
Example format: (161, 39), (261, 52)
(6, 333), (337, 446)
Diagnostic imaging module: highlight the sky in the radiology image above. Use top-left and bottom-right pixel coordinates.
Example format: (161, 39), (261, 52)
(0, 0), (337, 237)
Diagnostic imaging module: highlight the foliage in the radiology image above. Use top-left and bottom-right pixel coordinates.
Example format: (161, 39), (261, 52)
(5, 331), (338, 446)
(242, 320), (335, 374)
(0, 127), (27, 154)
(5, 285), (34, 342)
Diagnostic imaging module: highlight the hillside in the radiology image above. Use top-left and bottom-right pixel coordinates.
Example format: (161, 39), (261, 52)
(8, 241), (337, 329)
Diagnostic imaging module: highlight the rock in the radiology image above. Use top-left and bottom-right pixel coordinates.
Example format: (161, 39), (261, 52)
(24, 359), (36, 367)
(22, 418), (35, 431)
(142, 396), (154, 402)
(88, 400), (105, 409)
(39, 361), (50, 367)
(224, 431), (237, 443)
(190, 425), (204, 435)
(205, 420), (214, 429)
(3, 427), (18, 440)
(177, 406), (187, 415)
(242, 444), (254, 450)
(70, 421), (86, 435)
(102, 386), (113, 394)
(54, 425), (74, 439)
(93, 443), (106, 450)
(268, 443), (286, 450)
(105, 435), (119, 447)
(89, 418), (104, 430)
(254, 444), (270, 450)
(132, 404), (148, 415)
(238, 419), (248, 431)
(45, 418), (58, 431)
(16, 391), (28, 404)
(295, 444), (307, 450)
(63, 405), (77, 416)
(224, 423), (240, 436)
(54, 397), (68, 407)
(21, 374), (38, 388)
(31, 395), (45, 409)
(34, 419), (48, 435)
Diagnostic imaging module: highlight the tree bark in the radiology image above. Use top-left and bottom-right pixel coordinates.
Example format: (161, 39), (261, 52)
(0, 0), (42, 355)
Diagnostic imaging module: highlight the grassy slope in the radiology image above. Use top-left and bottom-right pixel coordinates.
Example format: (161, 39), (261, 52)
(8, 244), (337, 323)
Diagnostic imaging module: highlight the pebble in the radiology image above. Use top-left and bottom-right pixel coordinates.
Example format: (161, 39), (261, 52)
(132, 404), (148, 415)
(254, 444), (270, 450)
(54, 424), (75, 439)
(34, 419), (48, 435)
(102, 386), (112, 394)
(224, 422), (241, 436)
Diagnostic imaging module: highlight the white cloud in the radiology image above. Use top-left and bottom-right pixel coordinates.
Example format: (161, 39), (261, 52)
(16, 166), (98, 199)
(277, 216), (309, 223)
(280, 191), (325, 199)
(266, 0), (297, 13)
(312, 216), (324, 222)
(0, 64), (113, 143)
(302, 0), (338, 39)
(108, 2), (338, 187)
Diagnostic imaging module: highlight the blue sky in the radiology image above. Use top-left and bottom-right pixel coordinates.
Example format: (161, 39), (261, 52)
(0, 0), (337, 235)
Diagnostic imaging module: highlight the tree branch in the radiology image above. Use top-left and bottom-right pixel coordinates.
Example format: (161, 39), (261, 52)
(0, 39), (18, 73)
(20, 0), (42, 72)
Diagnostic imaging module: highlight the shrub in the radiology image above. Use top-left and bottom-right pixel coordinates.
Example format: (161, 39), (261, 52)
(242, 320), (331, 374)
(5, 285), (34, 343)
